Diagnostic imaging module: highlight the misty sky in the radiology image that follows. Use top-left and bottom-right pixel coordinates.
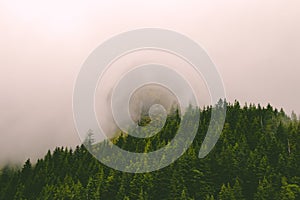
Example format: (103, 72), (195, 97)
(0, 0), (299, 164)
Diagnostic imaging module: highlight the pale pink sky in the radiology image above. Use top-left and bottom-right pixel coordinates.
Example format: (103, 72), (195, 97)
(0, 0), (299, 164)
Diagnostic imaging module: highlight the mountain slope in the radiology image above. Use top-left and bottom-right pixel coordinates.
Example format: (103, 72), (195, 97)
(0, 102), (300, 200)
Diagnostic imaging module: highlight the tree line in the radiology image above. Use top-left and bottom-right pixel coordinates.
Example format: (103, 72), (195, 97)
(0, 101), (300, 199)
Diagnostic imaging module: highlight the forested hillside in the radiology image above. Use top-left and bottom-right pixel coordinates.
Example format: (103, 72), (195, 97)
(1, 101), (300, 199)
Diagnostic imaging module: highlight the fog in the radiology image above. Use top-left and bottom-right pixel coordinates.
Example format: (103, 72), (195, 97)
(94, 49), (210, 142)
(0, 0), (299, 165)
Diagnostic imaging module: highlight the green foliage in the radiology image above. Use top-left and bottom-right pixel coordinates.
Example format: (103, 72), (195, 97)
(218, 184), (235, 200)
(0, 102), (299, 199)
(254, 177), (275, 200)
(280, 177), (300, 200)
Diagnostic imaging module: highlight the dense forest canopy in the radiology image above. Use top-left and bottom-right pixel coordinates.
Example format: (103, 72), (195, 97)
(1, 101), (300, 199)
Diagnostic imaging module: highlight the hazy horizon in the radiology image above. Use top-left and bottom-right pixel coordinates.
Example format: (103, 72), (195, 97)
(0, 0), (299, 165)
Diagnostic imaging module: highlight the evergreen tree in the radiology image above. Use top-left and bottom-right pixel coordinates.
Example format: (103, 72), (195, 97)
(218, 183), (235, 200)
(254, 177), (276, 200)
(0, 102), (299, 200)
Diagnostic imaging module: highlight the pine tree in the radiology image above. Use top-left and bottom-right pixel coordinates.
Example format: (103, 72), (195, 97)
(86, 177), (100, 200)
(280, 177), (300, 200)
(0, 102), (299, 200)
(232, 179), (245, 200)
(218, 183), (235, 200)
(254, 177), (275, 200)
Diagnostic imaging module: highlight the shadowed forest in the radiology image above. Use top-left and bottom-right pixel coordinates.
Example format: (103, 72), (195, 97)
(0, 101), (300, 199)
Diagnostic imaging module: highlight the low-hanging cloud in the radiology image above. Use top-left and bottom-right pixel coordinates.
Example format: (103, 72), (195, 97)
(0, 0), (299, 165)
